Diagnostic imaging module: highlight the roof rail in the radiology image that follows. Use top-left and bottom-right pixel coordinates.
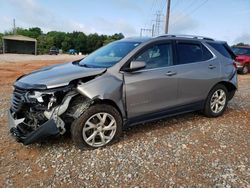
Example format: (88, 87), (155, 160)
(157, 34), (214, 41)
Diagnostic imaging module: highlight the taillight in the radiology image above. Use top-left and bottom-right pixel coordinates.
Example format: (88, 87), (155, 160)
(233, 61), (237, 69)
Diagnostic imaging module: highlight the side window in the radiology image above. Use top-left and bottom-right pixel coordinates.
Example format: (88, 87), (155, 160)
(134, 43), (173, 69)
(177, 43), (203, 64)
(202, 44), (214, 61)
(207, 42), (232, 59)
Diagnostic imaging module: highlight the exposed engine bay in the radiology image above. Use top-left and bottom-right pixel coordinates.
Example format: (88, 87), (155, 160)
(9, 80), (95, 145)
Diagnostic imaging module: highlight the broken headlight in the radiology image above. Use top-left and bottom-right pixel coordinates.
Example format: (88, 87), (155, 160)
(24, 85), (73, 111)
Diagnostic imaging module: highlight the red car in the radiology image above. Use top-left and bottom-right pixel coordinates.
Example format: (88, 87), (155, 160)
(232, 46), (250, 74)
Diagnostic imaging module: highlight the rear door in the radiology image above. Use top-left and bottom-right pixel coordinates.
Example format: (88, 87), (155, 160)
(174, 40), (220, 105)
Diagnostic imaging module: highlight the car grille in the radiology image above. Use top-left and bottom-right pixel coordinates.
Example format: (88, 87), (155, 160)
(11, 87), (27, 112)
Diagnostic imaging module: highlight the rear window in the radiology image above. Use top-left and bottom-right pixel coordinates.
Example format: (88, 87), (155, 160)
(207, 42), (232, 59)
(176, 42), (213, 64)
(177, 43), (203, 64)
(202, 45), (214, 61)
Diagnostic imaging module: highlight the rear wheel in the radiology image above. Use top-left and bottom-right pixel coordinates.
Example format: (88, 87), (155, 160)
(203, 84), (228, 118)
(71, 104), (122, 149)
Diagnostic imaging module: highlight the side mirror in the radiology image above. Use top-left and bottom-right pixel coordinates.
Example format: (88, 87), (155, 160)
(124, 61), (146, 72)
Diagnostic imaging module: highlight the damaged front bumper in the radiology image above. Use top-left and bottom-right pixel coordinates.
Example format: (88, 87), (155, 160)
(8, 110), (60, 145)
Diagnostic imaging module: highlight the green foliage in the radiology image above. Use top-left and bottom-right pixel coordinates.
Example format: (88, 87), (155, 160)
(3, 27), (124, 54)
(0, 33), (3, 50)
(234, 42), (250, 46)
(4, 27), (43, 39)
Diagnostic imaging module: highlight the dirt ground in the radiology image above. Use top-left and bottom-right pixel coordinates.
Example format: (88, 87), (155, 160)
(0, 55), (249, 187)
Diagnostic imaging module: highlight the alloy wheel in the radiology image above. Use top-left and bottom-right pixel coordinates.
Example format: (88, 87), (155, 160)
(82, 112), (117, 147)
(210, 89), (227, 114)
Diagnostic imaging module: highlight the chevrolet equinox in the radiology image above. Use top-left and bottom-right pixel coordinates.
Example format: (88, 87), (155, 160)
(8, 35), (237, 149)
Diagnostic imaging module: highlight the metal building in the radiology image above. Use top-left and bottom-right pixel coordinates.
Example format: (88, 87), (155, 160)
(2, 35), (37, 55)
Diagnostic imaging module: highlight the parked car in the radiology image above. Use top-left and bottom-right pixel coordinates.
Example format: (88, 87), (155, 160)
(68, 49), (77, 55)
(8, 35), (237, 149)
(49, 47), (59, 55)
(232, 46), (250, 74)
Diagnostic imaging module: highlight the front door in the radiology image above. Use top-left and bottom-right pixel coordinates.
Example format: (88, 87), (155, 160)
(123, 42), (179, 118)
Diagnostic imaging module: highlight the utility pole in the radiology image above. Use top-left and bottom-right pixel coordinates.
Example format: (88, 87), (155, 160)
(152, 11), (163, 36)
(155, 12), (160, 36)
(151, 24), (155, 37)
(140, 28), (153, 37)
(165, 0), (171, 34)
(13, 19), (16, 35)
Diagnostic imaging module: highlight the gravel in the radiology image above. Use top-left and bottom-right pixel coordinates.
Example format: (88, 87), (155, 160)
(0, 59), (249, 187)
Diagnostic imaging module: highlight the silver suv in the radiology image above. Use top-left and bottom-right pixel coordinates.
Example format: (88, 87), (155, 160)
(8, 35), (237, 149)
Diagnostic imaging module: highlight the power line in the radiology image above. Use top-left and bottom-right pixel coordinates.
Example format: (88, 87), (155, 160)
(188, 0), (209, 16)
(171, 0), (181, 11)
(171, 0), (197, 24)
(142, 0), (166, 36)
(144, 0), (159, 29)
(140, 25), (155, 37)
(171, 0), (209, 29)
(160, 0), (167, 14)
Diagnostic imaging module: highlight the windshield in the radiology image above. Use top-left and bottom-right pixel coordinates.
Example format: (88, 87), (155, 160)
(79, 41), (141, 68)
(232, 47), (250, 56)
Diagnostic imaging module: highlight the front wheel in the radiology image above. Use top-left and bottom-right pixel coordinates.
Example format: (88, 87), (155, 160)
(203, 84), (228, 118)
(71, 104), (122, 149)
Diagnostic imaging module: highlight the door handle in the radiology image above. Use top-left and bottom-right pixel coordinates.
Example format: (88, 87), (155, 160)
(208, 65), (216, 69)
(165, 71), (177, 76)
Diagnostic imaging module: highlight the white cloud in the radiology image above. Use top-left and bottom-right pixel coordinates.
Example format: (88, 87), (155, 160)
(169, 12), (199, 34)
(0, 16), (13, 32)
(92, 17), (137, 36)
(110, 0), (143, 12)
(234, 33), (250, 45)
(0, 0), (136, 36)
(0, 0), (96, 34)
(3, 0), (94, 33)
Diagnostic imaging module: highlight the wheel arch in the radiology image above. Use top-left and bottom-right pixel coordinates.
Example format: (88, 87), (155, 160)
(210, 81), (237, 101)
(93, 98), (124, 119)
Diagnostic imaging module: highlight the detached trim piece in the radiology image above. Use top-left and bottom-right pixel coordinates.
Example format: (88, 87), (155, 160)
(8, 110), (60, 145)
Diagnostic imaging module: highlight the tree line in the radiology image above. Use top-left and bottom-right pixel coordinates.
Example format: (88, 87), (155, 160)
(0, 27), (124, 54)
(0, 28), (249, 54)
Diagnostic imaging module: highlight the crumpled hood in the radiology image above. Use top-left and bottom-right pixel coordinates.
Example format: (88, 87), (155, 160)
(15, 62), (106, 89)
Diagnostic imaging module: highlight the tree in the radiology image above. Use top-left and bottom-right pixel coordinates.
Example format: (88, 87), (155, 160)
(0, 33), (3, 51)
(2, 27), (125, 54)
(61, 35), (72, 52)
(37, 35), (48, 54)
(233, 42), (250, 47)
(86, 33), (103, 53)
(47, 31), (67, 49)
(11, 27), (43, 39)
(27, 27), (43, 39)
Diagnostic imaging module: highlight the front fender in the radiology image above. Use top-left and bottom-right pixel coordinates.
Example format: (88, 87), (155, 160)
(76, 73), (125, 118)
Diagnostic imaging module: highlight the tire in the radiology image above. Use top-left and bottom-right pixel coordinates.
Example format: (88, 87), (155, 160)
(203, 84), (228, 118)
(71, 104), (122, 149)
(242, 65), (249, 74)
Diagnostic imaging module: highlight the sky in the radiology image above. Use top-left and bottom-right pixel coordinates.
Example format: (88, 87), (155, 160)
(0, 0), (250, 45)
